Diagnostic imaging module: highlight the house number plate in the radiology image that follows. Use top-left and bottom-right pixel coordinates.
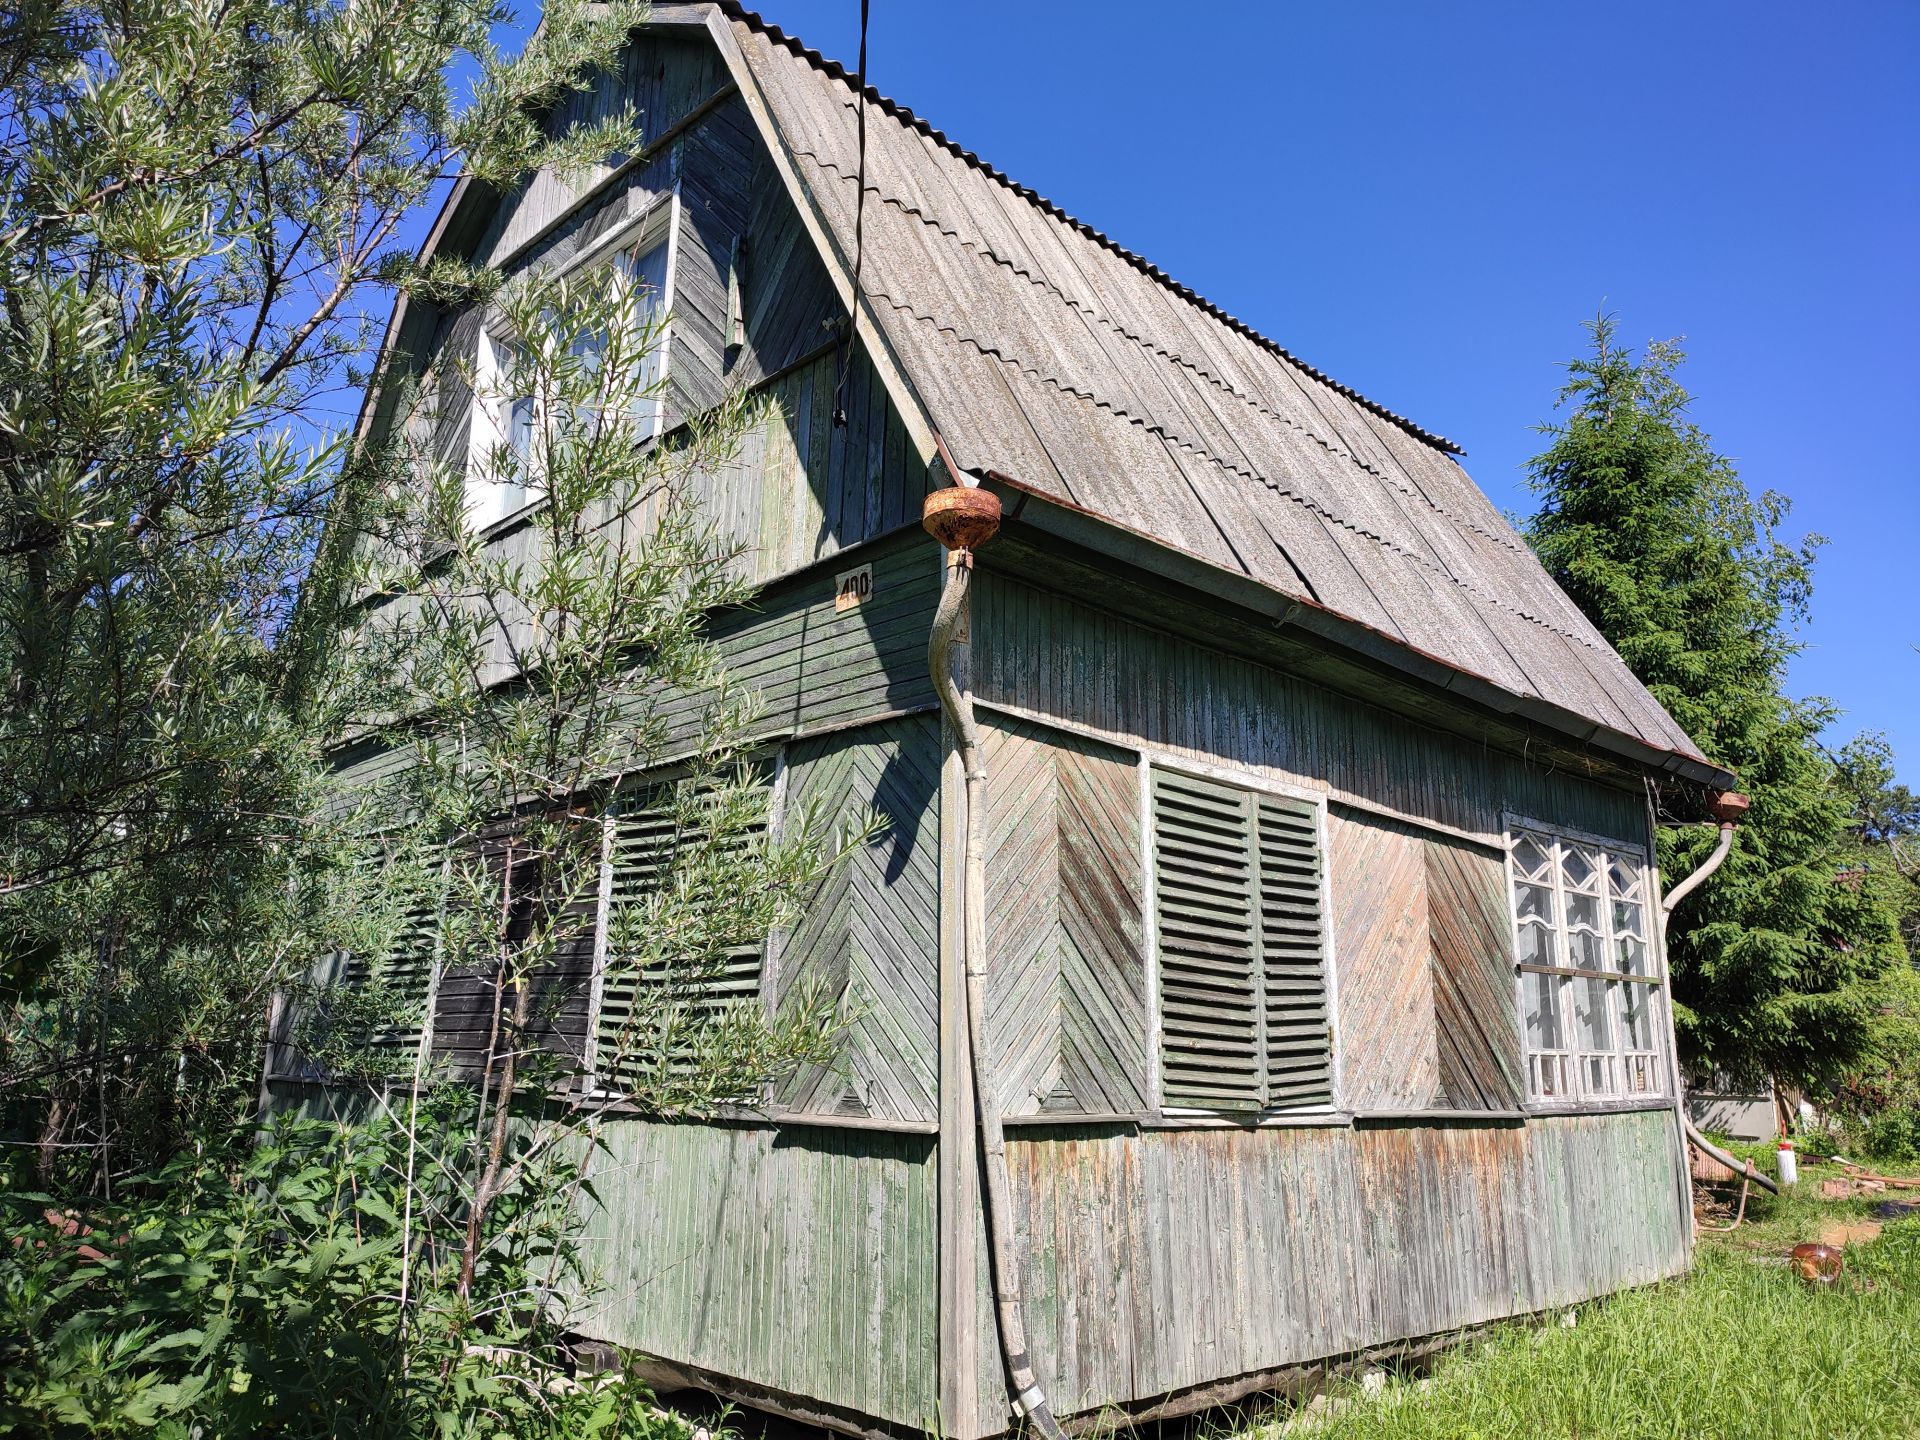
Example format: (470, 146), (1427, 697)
(834, 564), (873, 612)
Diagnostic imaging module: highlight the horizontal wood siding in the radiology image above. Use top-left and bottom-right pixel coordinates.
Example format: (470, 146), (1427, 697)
(649, 528), (940, 750)
(972, 565), (1649, 849)
(987, 1109), (1685, 1428)
(340, 529), (939, 803)
(574, 1118), (939, 1430)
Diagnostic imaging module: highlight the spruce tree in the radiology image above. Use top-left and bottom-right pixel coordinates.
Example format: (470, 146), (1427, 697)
(1524, 315), (1903, 1088)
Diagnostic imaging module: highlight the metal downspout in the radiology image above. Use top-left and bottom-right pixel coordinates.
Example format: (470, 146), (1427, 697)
(923, 447), (1068, 1440)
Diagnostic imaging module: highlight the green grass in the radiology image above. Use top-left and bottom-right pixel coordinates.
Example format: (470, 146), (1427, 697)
(1230, 1174), (1920, 1440)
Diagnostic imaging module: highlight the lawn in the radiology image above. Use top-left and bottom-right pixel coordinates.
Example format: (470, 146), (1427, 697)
(1232, 1150), (1920, 1440)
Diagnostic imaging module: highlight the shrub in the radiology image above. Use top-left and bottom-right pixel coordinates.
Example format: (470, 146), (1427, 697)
(0, 1102), (666, 1440)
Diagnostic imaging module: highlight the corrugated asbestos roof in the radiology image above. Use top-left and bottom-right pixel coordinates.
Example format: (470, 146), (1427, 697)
(721, 6), (1710, 770)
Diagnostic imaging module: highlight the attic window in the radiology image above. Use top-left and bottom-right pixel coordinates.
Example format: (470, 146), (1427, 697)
(463, 203), (677, 531)
(466, 328), (537, 530)
(1150, 766), (1334, 1113)
(1509, 822), (1664, 1105)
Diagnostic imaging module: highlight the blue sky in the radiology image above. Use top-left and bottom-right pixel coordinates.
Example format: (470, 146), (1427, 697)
(727, 0), (1919, 778)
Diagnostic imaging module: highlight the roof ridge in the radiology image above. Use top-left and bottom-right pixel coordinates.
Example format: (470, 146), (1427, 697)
(792, 140), (1528, 560)
(870, 289), (1603, 653)
(718, 1), (1465, 456)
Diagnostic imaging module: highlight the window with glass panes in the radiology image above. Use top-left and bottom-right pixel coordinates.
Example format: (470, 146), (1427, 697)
(1508, 823), (1663, 1104)
(464, 209), (674, 530)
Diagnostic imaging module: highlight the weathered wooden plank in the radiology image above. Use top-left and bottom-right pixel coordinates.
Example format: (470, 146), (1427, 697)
(1427, 837), (1524, 1110)
(776, 713), (942, 1123)
(972, 565), (1650, 849)
(982, 714), (1148, 1118)
(574, 1117), (939, 1429)
(1328, 809), (1439, 1111)
(986, 1111), (1686, 1426)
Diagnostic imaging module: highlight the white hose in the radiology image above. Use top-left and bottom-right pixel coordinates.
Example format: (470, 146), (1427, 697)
(1662, 822), (1735, 917)
(928, 550), (1067, 1440)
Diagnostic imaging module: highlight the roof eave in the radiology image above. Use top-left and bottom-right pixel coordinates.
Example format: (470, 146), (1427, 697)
(980, 473), (1738, 794)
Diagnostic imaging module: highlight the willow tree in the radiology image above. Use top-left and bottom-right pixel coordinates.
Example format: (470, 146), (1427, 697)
(1523, 315), (1903, 1088)
(0, 0), (651, 1186)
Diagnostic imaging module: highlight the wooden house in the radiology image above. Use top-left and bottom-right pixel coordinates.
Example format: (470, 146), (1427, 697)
(289, 5), (1739, 1435)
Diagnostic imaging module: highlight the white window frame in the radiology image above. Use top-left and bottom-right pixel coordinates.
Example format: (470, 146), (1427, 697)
(1144, 752), (1341, 1120)
(463, 190), (681, 534)
(464, 326), (538, 531)
(1504, 813), (1665, 1109)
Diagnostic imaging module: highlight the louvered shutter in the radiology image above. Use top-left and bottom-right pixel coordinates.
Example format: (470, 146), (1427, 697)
(426, 823), (599, 1077)
(590, 783), (768, 1094)
(591, 793), (678, 1092)
(1153, 770), (1263, 1109)
(341, 849), (446, 1059)
(1152, 771), (1333, 1112)
(1255, 794), (1333, 1107)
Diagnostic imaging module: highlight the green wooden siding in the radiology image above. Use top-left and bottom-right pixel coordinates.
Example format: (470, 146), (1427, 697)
(335, 529), (940, 801)
(776, 713), (942, 1123)
(574, 1118), (940, 1430)
(593, 781), (769, 1096)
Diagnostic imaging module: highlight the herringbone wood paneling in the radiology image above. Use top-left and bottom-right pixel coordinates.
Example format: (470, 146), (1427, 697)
(777, 714), (942, 1122)
(1328, 810), (1439, 1111)
(1427, 837), (1523, 1109)
(985, 715), (1146, 1116)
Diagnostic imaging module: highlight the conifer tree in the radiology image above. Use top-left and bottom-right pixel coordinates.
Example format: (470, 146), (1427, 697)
(1524, 315), (1903, 1087)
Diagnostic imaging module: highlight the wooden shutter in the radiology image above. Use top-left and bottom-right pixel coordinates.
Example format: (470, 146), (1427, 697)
(429, 824), (598, 1079)
(1153, 770), (1263, 1109)
(1255, 794), (1333, 1107)
(591, 783), (768, 1094)
(1153, 771), (1333, 1112)
(341, 849), (446, 1059)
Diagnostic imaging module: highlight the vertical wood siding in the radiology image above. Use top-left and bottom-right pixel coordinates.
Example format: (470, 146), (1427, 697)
(690, 344), (926, 588)
(987, 1110), (1685, 1429)
(575, 1119), (939, 1431)
(982, 714), (1146, 1117)
(972, 567), (1648, 849)
(776, 714), (943, 1123)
